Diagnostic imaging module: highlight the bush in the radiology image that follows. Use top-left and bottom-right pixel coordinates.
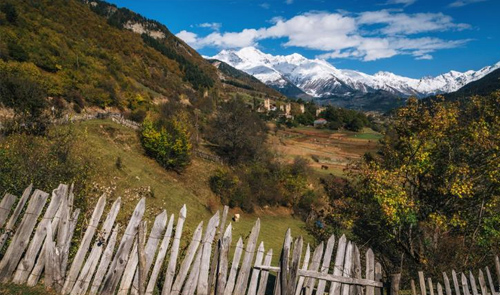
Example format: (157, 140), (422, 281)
(1, 3), (18, 24)
(140, 119), (192, 172)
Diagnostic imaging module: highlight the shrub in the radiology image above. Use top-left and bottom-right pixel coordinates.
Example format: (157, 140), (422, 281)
(140, 119), (192, 172)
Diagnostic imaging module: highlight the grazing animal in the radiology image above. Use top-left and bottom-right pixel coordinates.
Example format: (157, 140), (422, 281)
(321, 165), (329, 170)
(233, 214), (240, 222)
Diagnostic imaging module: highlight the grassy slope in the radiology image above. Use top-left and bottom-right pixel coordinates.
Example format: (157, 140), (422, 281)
(74, 119), (313, 263)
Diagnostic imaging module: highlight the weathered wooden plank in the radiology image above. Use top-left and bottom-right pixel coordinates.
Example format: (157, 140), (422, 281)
(438, 283), (444, 295)
(209, 206), (229, 294)
(453, 270), (462, 295)
(294, 243), (311, 295)
(254, 267), (384, 288)
(131, 211), (168, 295)
(0, 193), (16, 228)
(13, 184), (65, 284)
(411, 280), (418, 295)
(60, 208), (80, 279)
(329, 234), (348, 295)
(351, 245), (362, 295)
(100, 197), (146, 295)
(224, 237), (244, 295)
(462, 272), (471, 295)
(429, 277), (435, 295)
(287, 237), (303, 295)
(316, 234), (336, 295)
(146, 213), (175, 295)
(162, 204), (187, 295)
(375, 263), (383, 295)
(70, 198), (121, 295)
(444, 273), (452, 295)
(137, 221), (148, 295)
(470, 272), (479, 295)
(0, 189), (48, 282)
(366, 249), (376, 295)
(256, 249), (273, 295)
(45, 223), (62, 292)
(341, 242), (354, 295)
(486, 267), (496, 295)
(62, 194), (107, 294)
(478, 270), (488, 295)
(0, 184), (32, 250)
(496, 257), (500, 293)
(89, 225), (119, 295)
(419, 272), (427, 295)
(247, 242), (265, 295)
(197, 212), (221, 295)
(27, 207), (80, 287)
(390, 274), (401, 295)
(304, 242), (324, 295)
(118, 228), (146, 295)
(234, 219), (261, 295)
(170, 221), (204, 295)
(215, 224), (232, 295)
(182, 246), (203, 295)
(120, 211), (167, 295)
(278, 228), (292, 295)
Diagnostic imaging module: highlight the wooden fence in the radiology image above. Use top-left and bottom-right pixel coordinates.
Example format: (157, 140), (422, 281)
(412, 259), (500, 295)
(0, 184), (397, 295)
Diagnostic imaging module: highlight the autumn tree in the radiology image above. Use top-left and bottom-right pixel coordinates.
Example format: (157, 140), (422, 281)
(323, 94), (500, 274)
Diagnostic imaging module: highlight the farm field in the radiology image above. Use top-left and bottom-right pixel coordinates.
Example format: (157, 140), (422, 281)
(271, 126), (382, 177)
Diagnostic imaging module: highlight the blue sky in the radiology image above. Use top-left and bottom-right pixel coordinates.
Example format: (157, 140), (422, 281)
(105, 0), (500, 78)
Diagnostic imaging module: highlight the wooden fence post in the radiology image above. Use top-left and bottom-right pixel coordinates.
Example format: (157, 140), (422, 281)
(389, 274), (401, 295)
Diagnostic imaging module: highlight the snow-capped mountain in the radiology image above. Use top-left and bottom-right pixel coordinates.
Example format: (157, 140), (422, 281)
(210, 47), (500, 99)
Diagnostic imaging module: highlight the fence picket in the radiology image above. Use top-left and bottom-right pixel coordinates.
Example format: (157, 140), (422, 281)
(162, 204), (187, 295)
(486, 267), (496, 295)
(295, 244), (311, 295)
(351, 245), (362, 295)
(256, 249), (273, 295)
(71, 198), (121, 295)
(0, 189), (49, 282)
(121, 211), (167, 295)
(495, 257), (500, 293)
(100, 197), (146, 295)
(341, 242), (354, 295)
(0, 185), (32, 250)
(419, 271), (427, 295)
(330, 235), (348, 295)
(278, 229), (292, 295)
(137, 221), (148, 295)
(304, 242), (324, 295)
(470, 271), (479, 295)
(170, 221), (204, 295)
(444, 273), (452, 295)
(197, 212), (221, 295)
(478, 270), (488, 295)
(287, 237), (303, 295)
(224, 237), (244, 295)
(14, 185), (65, 284)
(375, 263), (382, 295)
(234, 219), (261, 295)
(247, 242), (265, 295)
(0, 193), (16, 228)
(316, 235), (336, 295)
(182, 246), (203, 295)
(89, 225), (119, 295)
(438, 283), (444, 295)
(462, 273), (471, 295)
(429, 278), (435, 295)
(452, 270), (461, 295)
(215, 224), (232, 295)
(62, 194), (107, 294)
(366, 249), (376, 295)
(209, 206), (229, 294)
(146, 213), (175, 295)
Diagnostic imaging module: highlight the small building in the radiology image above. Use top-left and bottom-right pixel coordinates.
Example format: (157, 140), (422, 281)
(314, 118), (328, 127)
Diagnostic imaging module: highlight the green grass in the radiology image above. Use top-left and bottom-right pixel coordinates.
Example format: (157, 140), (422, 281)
(0, 283), (57, 295)
(348, 133), (383, 140)
(70, 119), (314, 258)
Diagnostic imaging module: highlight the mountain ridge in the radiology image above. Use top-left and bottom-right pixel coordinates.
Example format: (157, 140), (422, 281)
(210, 47), (500, 104)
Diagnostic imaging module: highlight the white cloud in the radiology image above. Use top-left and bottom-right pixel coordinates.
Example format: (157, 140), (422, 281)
(198, 22), (222, 31)
(448, 0), (487, 7)
(385, 0), (417, 6)
(259, 3), (270, 9)
(176, 10), (471, 61)
(285, 0), (294, 4)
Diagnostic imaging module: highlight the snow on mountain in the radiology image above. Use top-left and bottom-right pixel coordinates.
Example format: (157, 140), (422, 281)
(210, 47), (500, 99)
